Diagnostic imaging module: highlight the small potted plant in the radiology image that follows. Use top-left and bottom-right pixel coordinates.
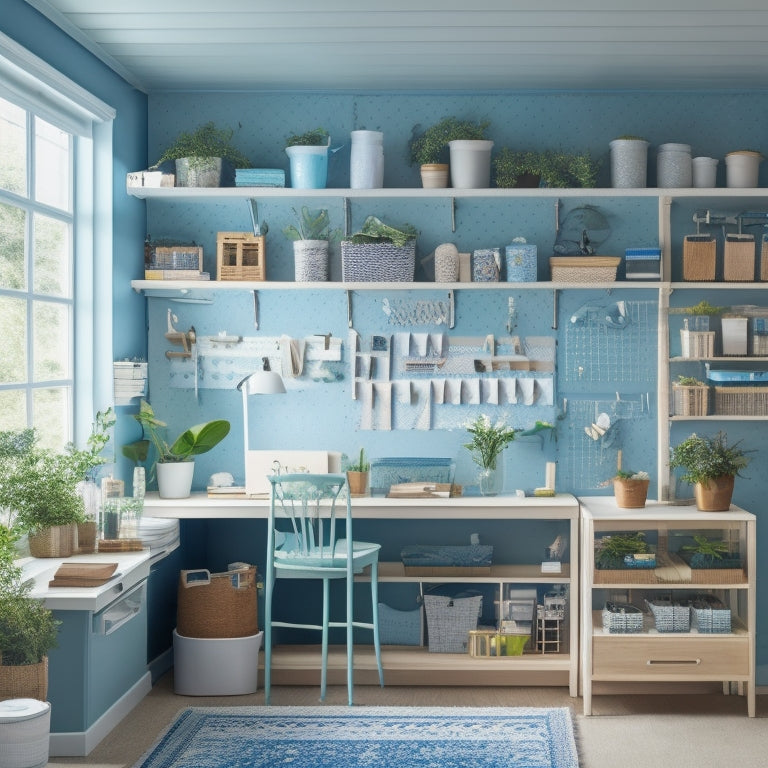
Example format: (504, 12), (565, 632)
(341, 216), (418, 282)
(463, 414), (518, 496)
(612, 469), (651, 509)
(0, 524), (59, 700)
(154, 122), (252, 187)
(409, 117), (491, 188)
(669, 431), (751, 511)
(346, 448), (370, 497)
(283, 206), (341, 282)
(285, 127), (332, 189)
(672, 375), (710, 417)
(122, 400), (231, 499)
(493, 149), (599, 188)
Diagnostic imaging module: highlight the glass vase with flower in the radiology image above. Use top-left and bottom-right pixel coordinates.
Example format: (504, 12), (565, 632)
(464, 415), (518, 496)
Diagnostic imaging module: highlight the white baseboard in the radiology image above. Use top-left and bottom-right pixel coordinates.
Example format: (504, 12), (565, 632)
(49, 671), (152, 756)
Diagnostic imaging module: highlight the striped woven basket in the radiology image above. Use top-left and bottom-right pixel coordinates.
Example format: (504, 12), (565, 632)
(0, 657), (48, 702)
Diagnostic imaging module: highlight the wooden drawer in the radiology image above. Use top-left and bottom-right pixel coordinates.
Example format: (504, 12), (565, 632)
(593, 635), (750, 679)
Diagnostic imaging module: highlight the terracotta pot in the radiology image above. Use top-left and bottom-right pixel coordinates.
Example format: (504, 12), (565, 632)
(0, 656), (48, 702)
(694, 475), (735, 511)
(347, 470), (369, 497)
(613, 478), (650, 509)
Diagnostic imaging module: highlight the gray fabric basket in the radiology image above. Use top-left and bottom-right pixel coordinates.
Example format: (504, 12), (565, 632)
(423, 594), (481, 653)
(341, 240), (416, 282)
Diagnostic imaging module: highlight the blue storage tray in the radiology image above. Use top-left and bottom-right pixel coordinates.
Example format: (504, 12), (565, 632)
(370, 457), (455, 496)
(706, 369), (768, 383)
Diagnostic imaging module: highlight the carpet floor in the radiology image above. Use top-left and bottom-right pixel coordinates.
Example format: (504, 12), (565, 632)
(130, 706), (579, 768)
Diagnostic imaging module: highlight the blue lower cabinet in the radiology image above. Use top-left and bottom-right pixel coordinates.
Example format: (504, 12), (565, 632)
(48, 580), (148, 733)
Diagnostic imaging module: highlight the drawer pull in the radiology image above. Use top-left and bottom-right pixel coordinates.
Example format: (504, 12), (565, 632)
(647, 658), (701, 666)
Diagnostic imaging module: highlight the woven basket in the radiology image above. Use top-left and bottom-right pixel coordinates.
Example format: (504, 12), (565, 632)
(689, 595), (731, 633)
(28, 524), (75, 558)
(723, 234), (755, 281)
(177, 566), (258, 639)
(646, 598), (690, 632)
(714, 386), (768, 416)
(602, 602), (644, 634)
(682, 235), (716, 281)
(423, 594), (481, 653)
(672, 383), (710, 416)
(341, 240), (416, 282)
(0, 657), (48, 702)
(680, 329), (715, 358)
(549, 256), (619, 283)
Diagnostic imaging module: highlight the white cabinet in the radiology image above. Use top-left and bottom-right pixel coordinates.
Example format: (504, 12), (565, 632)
(579, 496), (756, 716)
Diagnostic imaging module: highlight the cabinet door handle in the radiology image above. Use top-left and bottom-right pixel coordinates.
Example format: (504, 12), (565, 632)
(647, 658), (701, 666)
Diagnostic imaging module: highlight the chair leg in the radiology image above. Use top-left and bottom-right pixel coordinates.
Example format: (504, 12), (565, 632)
(264, 570), (274, 706)
(346, 570), (354, 706)
(320, 578), (329, 701)
(370, 561), (384, 688)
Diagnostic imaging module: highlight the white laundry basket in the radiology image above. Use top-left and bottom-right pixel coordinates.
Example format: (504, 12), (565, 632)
(0, 699), (50, 768)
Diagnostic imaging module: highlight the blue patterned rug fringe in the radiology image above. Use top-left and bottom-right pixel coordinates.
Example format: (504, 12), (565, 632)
(131, 706), (579, 768)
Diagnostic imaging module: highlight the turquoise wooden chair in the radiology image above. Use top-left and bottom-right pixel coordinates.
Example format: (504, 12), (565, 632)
(263, 472), (384, 705)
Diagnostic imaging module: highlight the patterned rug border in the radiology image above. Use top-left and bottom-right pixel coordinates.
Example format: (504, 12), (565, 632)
(132, 705), (579, 768)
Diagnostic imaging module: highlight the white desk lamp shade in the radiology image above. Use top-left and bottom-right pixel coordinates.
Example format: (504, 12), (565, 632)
(237, 370), (286, 453)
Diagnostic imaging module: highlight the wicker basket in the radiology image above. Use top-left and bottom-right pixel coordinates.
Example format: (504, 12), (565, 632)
(672, 383), (710, 416)
(723, 234), (756, 281)
(0, 657), (48, 702)
(714, 385), (768, 416)
(423, 594), (482, 653)
(177, 566), (258, 639)
(216, 232), (266, 281)
(28, 524), (75, 558)
(760, 234), (768, 281)
(549, 256), (619, 283)
(646, 598), (690, 632)
(682, 235), (716, 281)
(689, 595), (732, 633)
(602, 602), (644, 634)
(680, 329), (715, 358)
(341, 240), (416, 282)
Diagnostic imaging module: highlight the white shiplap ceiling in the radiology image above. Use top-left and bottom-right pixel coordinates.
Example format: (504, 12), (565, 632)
(24, 0), (768, 93)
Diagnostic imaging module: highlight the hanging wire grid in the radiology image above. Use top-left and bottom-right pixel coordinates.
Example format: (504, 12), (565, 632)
(564, 300), (657, 384)
(561, 399), (618, 490)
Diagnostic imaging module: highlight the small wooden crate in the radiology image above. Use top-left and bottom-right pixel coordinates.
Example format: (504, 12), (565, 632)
(216, 232), (266, 281)
(682, 235), (716, 281)
(549, 256), (619, 283)
(723, 234), (755, 281)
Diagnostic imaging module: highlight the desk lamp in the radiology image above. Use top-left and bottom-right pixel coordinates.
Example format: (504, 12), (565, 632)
(237, 358), (286, 454)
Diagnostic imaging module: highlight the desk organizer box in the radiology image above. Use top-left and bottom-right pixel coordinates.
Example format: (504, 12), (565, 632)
(423, 594), (482, 653)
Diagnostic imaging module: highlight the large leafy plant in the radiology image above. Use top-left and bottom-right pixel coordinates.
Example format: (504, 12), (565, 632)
(122, 400), (231, 468)
(669, 431), (751, 485)
(409, 117), (491, 166)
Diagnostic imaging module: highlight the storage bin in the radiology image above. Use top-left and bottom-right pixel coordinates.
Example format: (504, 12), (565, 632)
(378, 603), (423, 645)
(0, 699), (50, 768)
(173, 630), (262, 695)
(423, 594), (482, 653)
(624, 247), (661, 280)
(724, 234), (756, 281)
(672, 383), (710, 416)
(341, 240), (416, 282)
(721, 316), (749, 355)
(176, 565), (258, 639)
(689, 595), (732, 634)
(400, 544), (493, 575)
(646, 598), (690, 632)
(549, 256), (619, 282)
(602, 602), (644, 634)
(505, 241), (537, 282)
(682, 235), (716, 281)
(680, 329), (715, 358)
(714, 386), (768, 416)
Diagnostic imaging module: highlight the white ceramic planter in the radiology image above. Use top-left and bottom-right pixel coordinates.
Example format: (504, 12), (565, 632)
(156, 461), (195, 499)
(725, 150), (763, 188)
(609, 138), (649, 188)
(350, 130), (383, 189)
(692, 156), (718, 188)
(448, 140), (494, 188)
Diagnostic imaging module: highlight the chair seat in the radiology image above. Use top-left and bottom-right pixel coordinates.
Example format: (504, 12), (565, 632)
(275, 539), (381, 573)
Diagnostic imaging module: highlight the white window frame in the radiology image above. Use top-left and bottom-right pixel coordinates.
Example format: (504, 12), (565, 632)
(0, 32), (115, 447)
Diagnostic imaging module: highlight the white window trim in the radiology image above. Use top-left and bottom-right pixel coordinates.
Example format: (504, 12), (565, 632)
(0, 31), (116, 446)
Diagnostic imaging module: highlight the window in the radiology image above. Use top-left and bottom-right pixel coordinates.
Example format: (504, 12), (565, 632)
(0, 33), (115, 450)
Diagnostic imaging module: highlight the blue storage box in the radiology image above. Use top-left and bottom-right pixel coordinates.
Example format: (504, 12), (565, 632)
(706, 369), (768, 384)
(401, 544), (493, 572)
(377, 603), (423, 645)
(370, 457), (455, 496)
(505, 242), (537, 282)
(625, 247), (661, 280)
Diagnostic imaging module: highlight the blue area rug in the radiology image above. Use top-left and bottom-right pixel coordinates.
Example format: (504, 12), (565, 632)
(132, 706), (579, 768)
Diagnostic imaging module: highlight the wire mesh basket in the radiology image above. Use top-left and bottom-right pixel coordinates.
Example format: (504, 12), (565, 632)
(602, 602), (644, 633)
(689, 594), (732, 634)
(423, 594), (482, 653)
(645, 597), (690, 632)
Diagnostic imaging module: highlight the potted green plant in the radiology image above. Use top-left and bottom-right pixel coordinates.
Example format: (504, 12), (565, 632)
(341, 216), (419, 282)
(612, 469), (651, 509)
(122, 400), (231, 499)
(463, 414), (518, 496)
(493, 149), (599, 188)
(154, 122), (252, 188)
(409, 117), (491, 188)
(285, 127), (332, 189)
(594, 531), (651, 569)
(345, 448), (370, 497)
(283, 206), (342, 282)
(669, 431), (751, 511)
(0, 524), (59, 700)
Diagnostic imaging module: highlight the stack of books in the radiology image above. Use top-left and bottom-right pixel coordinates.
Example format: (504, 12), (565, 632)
(235, 168), (286, 187)
(49, 562), (118, 588)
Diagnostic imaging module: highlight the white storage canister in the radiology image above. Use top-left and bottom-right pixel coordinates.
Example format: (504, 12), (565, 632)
(350, 130), (384, 189)
(0, 699), (51, 768)
(657, 143), (692, 188)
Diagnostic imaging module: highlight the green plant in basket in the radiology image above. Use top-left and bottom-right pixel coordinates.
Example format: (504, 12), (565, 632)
(343, 216), (418, 247)
(594, 531), (649, 569)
